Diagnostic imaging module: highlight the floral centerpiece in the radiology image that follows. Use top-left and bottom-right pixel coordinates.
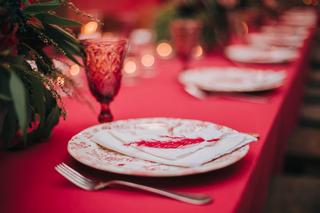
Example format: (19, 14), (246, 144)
(0, 0), (89, 149)
(153, 0), (230, 51)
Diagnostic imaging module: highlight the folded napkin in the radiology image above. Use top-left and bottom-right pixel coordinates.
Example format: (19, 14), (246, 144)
(87, 124), (257, 168)
(106, 125), (223, 160)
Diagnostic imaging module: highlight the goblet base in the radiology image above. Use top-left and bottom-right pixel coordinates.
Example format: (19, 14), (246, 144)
(98, 103), (113, 123)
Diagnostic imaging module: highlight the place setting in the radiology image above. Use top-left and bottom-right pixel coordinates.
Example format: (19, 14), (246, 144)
(247, 32), (305, 49)
(53, 24), (260, 205)
(179, 67), (286, 103)
(1, 1), (318, 212)
(61, 117), (258, 205)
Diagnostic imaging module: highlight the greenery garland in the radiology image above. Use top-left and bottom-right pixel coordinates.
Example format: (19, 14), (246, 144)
(0, 0), (85, 149)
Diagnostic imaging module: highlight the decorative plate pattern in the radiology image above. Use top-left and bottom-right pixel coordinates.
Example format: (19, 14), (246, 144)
(67, 118), (250, 177)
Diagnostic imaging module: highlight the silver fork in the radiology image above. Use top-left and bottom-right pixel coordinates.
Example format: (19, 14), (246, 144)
(55, 162), (212, 205)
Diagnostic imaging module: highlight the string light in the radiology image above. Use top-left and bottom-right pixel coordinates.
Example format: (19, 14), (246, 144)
(56, 76), (65, 86)
(69, 64), (80, 76)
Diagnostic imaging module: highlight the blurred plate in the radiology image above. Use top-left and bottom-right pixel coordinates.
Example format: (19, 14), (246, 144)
(261, 25), (309, 39)
(225, 44), (298, 64)
(179, 67), (286, 92)
(248, 33), (304, 48)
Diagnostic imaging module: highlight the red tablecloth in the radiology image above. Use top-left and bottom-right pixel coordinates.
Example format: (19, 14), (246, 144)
(0, 29), (315, 212)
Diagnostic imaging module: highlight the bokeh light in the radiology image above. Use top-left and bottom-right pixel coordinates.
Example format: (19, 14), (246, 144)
(81, 21), (98, 34)
(193, 45), (203, 59)
(123, 58), (137, 74)
(69, 64), (80, 76)
(141, 54), (155, 67)
(156, 42), (173, 58)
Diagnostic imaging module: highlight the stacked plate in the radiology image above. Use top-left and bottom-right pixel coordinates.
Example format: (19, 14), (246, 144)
(280, 8), (317, 27)
(68, 118), (257, 177)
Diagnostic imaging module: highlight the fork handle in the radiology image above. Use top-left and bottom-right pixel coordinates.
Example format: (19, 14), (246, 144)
(104, 180), (212, 205)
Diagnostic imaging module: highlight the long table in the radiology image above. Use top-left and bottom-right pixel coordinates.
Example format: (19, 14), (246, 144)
(0, 28), (315, 212)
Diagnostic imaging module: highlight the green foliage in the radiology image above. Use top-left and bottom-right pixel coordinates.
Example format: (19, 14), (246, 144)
(0, 0), (84, 149)
(153, 5), (177, 43)
(34, 13), (81, 26)
(9, 67), (28, 137)
(22, 0), (61, 15)
(153, 0), (230, 51)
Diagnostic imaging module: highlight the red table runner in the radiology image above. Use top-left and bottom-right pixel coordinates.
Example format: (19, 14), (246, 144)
(0, 29), (315, 212)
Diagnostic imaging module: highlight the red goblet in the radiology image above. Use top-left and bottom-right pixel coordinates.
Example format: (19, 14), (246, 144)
(83, 38), (127, 123)
(170, 19), (202, 71)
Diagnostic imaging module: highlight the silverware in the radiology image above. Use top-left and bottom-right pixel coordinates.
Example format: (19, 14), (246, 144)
(55, 162), (212, 205)
(184, 84), (270, 104)
(184, 84), (206, 99)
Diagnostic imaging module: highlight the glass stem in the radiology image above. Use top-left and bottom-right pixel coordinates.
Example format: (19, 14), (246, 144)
(99, 103), (113, 123)
(180, 55), (190, 72)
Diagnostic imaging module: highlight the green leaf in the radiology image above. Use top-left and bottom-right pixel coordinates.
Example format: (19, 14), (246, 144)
(0, 68), (11, 101)
(29, 77), (45, 121)
(59, 42), (83, 65)
(43, 27), (83, 65)
(21, 0), (30, 5)
(22, 0), (61, 15)
(0, 93), (11, 101)
(35, 13), (81, 26)
(0, 106), (17, 148)
(41, 24), (83, 65)
(44, 24), (80, 47)
(9, 70), (28, 135)
(19, 42), (55, 74)
(41, 106), (60, 139)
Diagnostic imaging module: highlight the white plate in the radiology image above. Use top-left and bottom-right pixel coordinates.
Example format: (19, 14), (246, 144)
(67, 118), (251, 177)
(261, 25), (309, 39)
(248, 33), (304, 48)
(179, 67), (286, 92)
(280, 14), (317, 27)
(225, 44), (298, 64)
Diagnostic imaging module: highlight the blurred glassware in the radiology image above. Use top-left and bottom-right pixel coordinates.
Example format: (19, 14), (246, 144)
(122, 56), (139, 85)
(82, 38), (127, 123)
(170, 19), (202, 71)
(227, 10), (253, 46)
(128, 29), (156, 78)
(192, 45), (204, 60)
